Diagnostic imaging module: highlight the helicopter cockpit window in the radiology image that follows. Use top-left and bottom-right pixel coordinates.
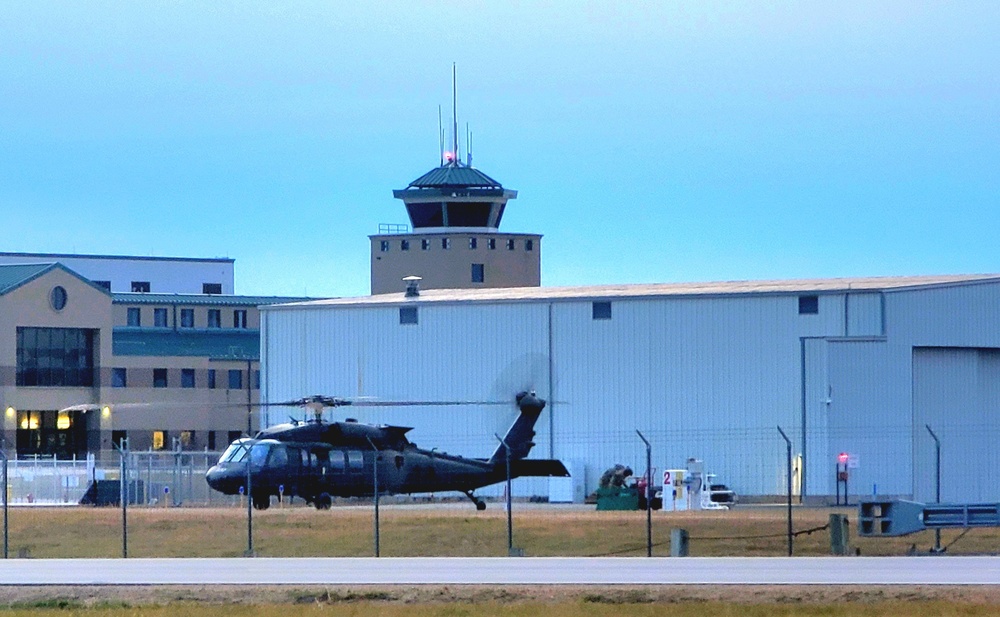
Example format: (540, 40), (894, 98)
(220, 441), (250, 463)
(249, 443), (271, 467)
(267, 444), (288, 468)
(347, 450), (364, 470)
(301, 448), (310, 468)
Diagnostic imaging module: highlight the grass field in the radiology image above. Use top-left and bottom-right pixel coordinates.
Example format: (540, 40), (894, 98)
(2, 503), (999, 558)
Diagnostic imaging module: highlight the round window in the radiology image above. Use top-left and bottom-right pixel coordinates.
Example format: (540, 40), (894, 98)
(51, 286), (68, 311)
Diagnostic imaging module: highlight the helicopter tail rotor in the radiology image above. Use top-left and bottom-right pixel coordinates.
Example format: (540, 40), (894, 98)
(488, 391), (546, 465)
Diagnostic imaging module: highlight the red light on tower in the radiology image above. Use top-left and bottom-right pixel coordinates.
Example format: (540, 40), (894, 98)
(444, 151), (454, 162)
(838, 452), (849, 464)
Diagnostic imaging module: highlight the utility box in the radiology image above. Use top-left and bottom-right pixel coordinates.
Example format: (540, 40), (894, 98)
(595, 485), (639, 511)
(829, 513), (851, 555)
(671, 528), (689, 557)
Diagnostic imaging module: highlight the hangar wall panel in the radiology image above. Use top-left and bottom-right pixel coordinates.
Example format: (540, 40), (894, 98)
(846, 293), (883, 336)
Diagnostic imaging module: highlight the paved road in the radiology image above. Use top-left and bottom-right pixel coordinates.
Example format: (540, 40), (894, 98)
(0, 557), (998, 585)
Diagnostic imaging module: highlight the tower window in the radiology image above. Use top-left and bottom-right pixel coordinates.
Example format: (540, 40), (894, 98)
(127, 307), (141, 327)
(153, 369), (168, 388)
(203, 283), (222, 295)
(593, 301), (612, 320)
(154, 308), (168, 328)
(180, 308), (194, 328)
(207, 309), (221, 328)
(525, 239), (534, 251)
(131, 281), (150, 293)
(441, 238), (450, 250)
(421, 239), (430, 250)
(798, 295), (819, 315)
(380, 240), (389, 252)
(400, 239), (410, 251)
(228, 369), (243, 390)
(94, 280), (111, 291)
(506, 239), (515, 250)
(469, 238), (477, 249)
(471, 263), (485, 283)
(488, 238), (496, 250)
(112, 367), (127, 388)
(233, 309), (247, 329)
(181, 369), (195, 388)
(399, 306), (418, 325)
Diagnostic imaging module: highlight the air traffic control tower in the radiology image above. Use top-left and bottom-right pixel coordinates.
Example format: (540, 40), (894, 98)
(369, 158), (541, 294)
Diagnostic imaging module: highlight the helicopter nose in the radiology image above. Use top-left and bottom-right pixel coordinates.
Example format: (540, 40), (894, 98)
(206, 465), (240, 493)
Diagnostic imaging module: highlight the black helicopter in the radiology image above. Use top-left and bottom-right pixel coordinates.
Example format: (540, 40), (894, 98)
(204, 391), (569, 510)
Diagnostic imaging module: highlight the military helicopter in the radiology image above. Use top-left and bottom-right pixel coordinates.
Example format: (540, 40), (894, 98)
(204, 391), (568, 510)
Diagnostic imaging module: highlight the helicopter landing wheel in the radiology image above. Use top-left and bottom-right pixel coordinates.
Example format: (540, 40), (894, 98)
(475, 500), (486, 511)
(315, 493), (332, 510)
(251, 491), (270, 510)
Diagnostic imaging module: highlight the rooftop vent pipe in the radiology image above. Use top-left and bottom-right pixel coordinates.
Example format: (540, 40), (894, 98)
(403, 275), (422, 297)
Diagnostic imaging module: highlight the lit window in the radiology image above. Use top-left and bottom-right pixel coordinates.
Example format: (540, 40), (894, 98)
(228, 369), (243, 389)
(112, 368), (127, 388)
(593, 301), (612, 320)
(234, 310), (247, 329)
(399, 306), (418, 325)
(207, 309), (221, 328)
(203, 283), (222, 295)
(469, 238), (477, 249)
(152, 431), (166, 451)
(127, 308), (141, 327)
(471, 263), (485, 283)
(798, 295), (819, 315)
(131, 281), (150, 293)
(181, 368), (195, 388)
(180, 308), (194, 328)
(154, 308), (168, 328)
(153, 369), (168, 388)
(56, 411), (71, 430)
(380, 240), (389, 252)
(180, 431), (194, 448)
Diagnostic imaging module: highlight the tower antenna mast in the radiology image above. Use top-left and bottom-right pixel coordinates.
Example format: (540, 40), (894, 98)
(452, 62), (459, 165)
(438, 105), (444, 166)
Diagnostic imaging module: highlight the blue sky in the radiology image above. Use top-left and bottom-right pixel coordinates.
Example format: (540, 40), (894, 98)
(2, 1), (997, 297)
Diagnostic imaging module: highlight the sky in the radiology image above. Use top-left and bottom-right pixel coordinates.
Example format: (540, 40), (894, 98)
(2, 1), (998, 297)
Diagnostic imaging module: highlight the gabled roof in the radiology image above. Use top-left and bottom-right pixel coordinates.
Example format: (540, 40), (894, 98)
(112, 293), (316, 307)
(265, 274), (1000, 309)
(0, 262), (112, 297)
(406, 163), (502, 189)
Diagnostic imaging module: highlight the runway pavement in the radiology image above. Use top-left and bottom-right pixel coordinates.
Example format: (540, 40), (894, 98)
(0, 556), (998, 585)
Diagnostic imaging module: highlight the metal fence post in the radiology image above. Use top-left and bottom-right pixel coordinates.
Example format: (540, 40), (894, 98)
(777, 426), (793, 556)
(366, 437), (380, 557)
(636, 430), (652, 557)
(926, 424), (942, 553)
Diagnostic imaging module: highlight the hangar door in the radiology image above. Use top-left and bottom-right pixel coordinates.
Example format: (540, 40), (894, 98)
(912, 348), (1000, 502)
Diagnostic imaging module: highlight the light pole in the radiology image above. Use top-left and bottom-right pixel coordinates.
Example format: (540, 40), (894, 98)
(494, 433), (513, 555)
(777, 426), (793, 556)
(113, 437), (129, 558)
(366, 437), (380, 557)
(0, 443), (7, 559)
(636, 430), (652, 557)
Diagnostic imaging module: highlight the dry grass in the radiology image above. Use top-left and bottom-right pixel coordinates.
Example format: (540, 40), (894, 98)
(5, 504), (1000, 558)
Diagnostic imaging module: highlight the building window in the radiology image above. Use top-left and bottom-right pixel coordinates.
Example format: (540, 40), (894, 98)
(488, 238), (496, 250)
(181, 368), (195, 388)
(234, 310), (247, 329)
(399, 306), (418, 325)
(207, 369), (217, 389)
(469, 238), (477, 249)
(94, 280), (111, 291)
(380, 240), (389, 252)
(593, 301), (612, 320)
(228, 430), (242, 443)
(154, 308), (168, 328)
(471, 263), (485, 283)
(180, 430), (194, 449)
(400, 239), (410, 251)
(112, 368), (127, 388)
(228, 369), (243, 390)
(131, 281), (150, 293)
(421, 239), (430, 250)
(207, 309), (221, 328)
(203, 283), (222, 295)
(208, 431), (217, 450)
(127, 307), (141, 327)
(152, 431), (166, 451)
(112, 430), (127, 450)
(180, 308), (194, 328)
(798, 295), (819, 315)
(506, 239), (515, 250)
(525, 239), (534, 251)
(441, 238), (450, 249)
(16, 327), (95, 387)
(254, 370), (261, 390)
(153, 369), (168, 388)
(50, 286), (68, 311)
